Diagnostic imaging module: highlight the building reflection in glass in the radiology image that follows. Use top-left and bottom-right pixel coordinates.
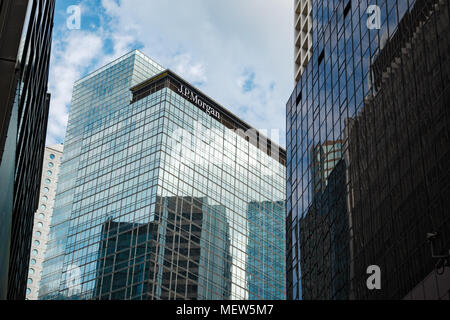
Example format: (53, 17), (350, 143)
(287, 0), (450, 300)
(247, 201), (286, 300)
(92, 197), (232, 300)
(299, 142), (350, 300)
(40, 52), (286, 300)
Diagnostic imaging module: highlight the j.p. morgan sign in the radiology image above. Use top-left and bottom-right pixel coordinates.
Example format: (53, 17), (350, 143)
(178, 84), (221, 120)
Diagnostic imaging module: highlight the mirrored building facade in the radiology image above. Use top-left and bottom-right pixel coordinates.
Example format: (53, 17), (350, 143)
(287, 0), (450, 300)
(0, 0), (55, 300)
(39, 51), (286, 300)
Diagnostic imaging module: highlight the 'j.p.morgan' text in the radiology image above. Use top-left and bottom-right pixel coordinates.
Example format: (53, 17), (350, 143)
(178, 84), (220, 120)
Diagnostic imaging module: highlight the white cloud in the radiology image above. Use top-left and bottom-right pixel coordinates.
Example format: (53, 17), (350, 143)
(47, 0), (294, 148)
(104, 0), (293, 146)
(172, 53), (207, 85)
(46, 30), (103, 144)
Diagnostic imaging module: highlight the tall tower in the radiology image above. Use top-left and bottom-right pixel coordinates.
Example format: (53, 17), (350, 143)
(0, 0), (55, 300)
(39, 51), (286, 300)
(26, 145), (63, 300)
(286, 0), (450, 300)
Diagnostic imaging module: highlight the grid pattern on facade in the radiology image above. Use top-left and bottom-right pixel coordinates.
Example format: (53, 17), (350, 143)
(130, 71), (286, 166)
(129, 88), (286, 300)
(347, 0), (450, 299)
(39, 51), (165, 299)
(286, 0), (450, 300)
(40, 51), (286, 300)
(0, 0), (55, 300)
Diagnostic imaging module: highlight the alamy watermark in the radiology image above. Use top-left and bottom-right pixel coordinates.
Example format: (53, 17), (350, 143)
(367, 5), (381, 30)
(65, 4), (380, 31)
(366, 265), (381, 290)
(66, 5), (81, 30)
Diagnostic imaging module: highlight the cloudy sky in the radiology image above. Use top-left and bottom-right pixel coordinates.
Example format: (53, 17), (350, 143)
(47, 0), (294, 147)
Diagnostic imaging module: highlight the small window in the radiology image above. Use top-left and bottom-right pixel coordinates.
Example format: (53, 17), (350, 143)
(32, 249), (38, 256)
(318, 49), (325, 65)
(39, 213), (45, 219)
(30, 259), (36, 265)
(40, 205), (46, 210)
(34, 240), (40, 246)
(47, 170), (52, 176)
(48, 162), (54, 168)
(37, 222), (43, 228)
(42, 196), (48, 202)
(344, 1), (351, 18)
(27, 279), (33, 285)
(45, 179), (51, 184)
(296, 91), (302, 106)
(29, 269), (35, 275)
(49, 154), (55, 160)
(43, 187), (49, 193)
(35, 231), (41, 237)
(26, 289), (31, 295)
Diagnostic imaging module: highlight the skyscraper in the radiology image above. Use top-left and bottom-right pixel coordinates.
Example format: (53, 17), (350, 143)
(0, 0), (55, 300)
(39, 51), (286, 300)
(92, 197), (232, 300)
(310, 141), (343, 195)
(294, 0), (313, 82)
(26, 144), (63, 300)
(345, 0), (450, 299)
(286, 0), (450, 300)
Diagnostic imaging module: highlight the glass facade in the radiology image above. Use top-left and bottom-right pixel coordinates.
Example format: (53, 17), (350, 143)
(287, 0), (450, 300)
(40, 51), (286, 300)
(0, 0), (55, 300)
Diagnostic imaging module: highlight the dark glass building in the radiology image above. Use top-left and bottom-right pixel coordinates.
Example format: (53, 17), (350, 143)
(0, 0), (55, 299)
(92, 197), (232, 300)
(286, 0), (450, 300)
(39, 51), (286, 300)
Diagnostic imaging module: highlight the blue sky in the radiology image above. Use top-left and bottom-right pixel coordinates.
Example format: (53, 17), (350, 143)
(47, 0), (293, 147)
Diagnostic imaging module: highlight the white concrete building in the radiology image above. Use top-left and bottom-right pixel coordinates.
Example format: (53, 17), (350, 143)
(26, 144), (63, 300)
(294, 0), (313, 83)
